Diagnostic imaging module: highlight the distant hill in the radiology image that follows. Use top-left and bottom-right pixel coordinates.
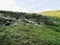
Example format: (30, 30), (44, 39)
(38, 10), (60, 17)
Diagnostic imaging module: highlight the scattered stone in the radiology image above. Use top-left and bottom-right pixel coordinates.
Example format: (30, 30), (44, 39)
(26, 23), (30, 25)
(28, 20), (32, 23)
(13, 22), (18, 26)
(53, 21), (57, 24)
(34, 23), (38, 25)
(31, 22), (35, 23)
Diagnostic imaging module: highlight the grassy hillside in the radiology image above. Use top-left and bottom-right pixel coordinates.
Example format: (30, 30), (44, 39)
(38, 10), (60, 17)
(0, 11), (60, 45)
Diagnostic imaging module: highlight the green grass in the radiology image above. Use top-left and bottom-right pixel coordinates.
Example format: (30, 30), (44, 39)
(0, 20), (60, 45)
(0, 11), (60, 45)
(38, 10), (60, 17)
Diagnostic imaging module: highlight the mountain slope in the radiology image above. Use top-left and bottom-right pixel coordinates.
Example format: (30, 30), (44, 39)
(0, 11), (60, 45)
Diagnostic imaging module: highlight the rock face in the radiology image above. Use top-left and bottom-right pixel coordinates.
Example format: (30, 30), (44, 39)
(0, 16), (18, 26)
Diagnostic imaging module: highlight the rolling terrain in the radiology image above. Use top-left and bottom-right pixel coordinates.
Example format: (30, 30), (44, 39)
(0, 11), (60, 45)
(38, 10), (60, 17)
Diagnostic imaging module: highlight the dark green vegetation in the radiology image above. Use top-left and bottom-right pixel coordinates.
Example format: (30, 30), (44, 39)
(0, 11), (60, 45)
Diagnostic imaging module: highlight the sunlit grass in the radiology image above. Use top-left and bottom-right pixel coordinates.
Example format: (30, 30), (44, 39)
(38, 10), (60, 17)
